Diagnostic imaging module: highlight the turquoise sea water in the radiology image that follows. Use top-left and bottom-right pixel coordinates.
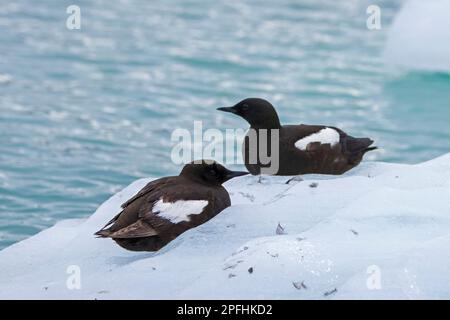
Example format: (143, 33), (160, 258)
(0, 0), (449, 249)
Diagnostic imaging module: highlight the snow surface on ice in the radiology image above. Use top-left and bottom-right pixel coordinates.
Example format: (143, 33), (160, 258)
(0, 154), (450, 299)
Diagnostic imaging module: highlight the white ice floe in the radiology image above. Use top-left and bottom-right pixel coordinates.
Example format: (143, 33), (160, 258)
(0, 74), (12, 84)
(295, 127), (340, 150)
(384, 0), (450, 73)
(0, 153), (450, 299)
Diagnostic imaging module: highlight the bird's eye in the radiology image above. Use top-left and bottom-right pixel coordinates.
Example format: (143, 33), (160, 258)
(209, 168), (216, 176)
(241, 104), (249, 111)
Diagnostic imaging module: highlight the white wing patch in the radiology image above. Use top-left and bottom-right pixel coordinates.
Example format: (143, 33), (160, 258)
(153, 198), (209, 224)
(295, 127), (340, 151)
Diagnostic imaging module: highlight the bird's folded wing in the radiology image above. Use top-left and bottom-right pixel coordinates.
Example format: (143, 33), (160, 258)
(138, 189), (212, 225)
(121, 179), (167, 208)
(296, 129), (339, 150)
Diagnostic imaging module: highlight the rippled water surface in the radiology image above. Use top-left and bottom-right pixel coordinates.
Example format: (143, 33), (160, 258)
(1, 0), (449, 249)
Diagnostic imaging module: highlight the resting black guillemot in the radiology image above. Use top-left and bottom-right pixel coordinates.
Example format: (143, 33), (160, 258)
(218, 98), (377, 175)
(95, 161), (248, 251)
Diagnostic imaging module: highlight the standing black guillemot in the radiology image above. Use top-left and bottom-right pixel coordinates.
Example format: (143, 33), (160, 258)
(218, 98), (377, 175)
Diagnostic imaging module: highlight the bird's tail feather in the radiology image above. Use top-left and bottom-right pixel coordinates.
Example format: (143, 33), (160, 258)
(94, 229), (112, 238)
(362, 146), (378, 154)
(346, 137), (372, 152)
(94, 211), (122, 238)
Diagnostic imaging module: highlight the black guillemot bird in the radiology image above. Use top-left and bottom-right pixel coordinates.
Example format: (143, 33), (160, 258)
(218, 98), (377, 176)
(95, 161), (248, 251)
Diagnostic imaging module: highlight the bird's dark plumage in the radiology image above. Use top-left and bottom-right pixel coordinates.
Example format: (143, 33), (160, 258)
(218, 98), (377, 175)
(95, 160), (248, 251)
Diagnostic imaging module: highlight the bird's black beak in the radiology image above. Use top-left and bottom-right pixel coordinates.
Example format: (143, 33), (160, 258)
(224, 169), (249, 182)
(217, 106), (238, 114)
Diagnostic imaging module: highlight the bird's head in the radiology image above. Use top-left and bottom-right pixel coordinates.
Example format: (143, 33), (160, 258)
(180, 160), (248, 186)
(217, 98), (281, 129)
